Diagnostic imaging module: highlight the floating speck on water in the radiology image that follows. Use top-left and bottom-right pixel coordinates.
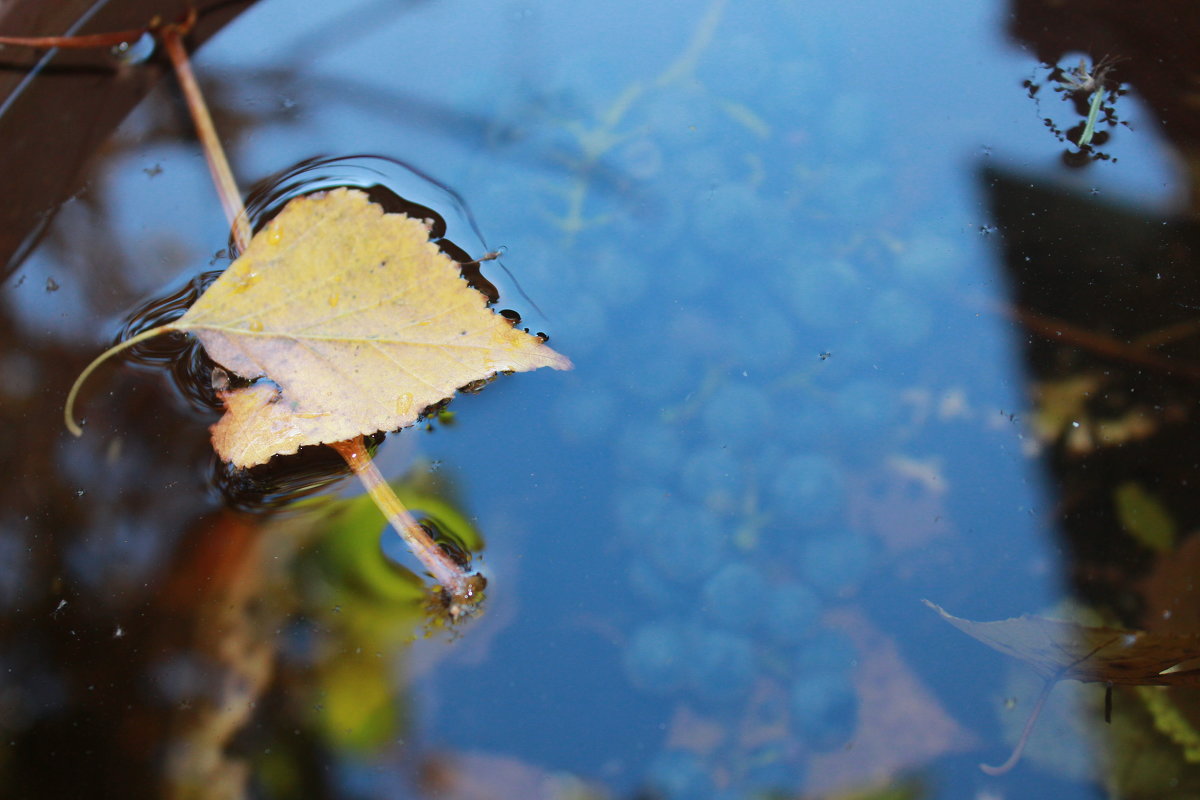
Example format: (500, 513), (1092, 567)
(1090, 187), (1100, 196)
(143, 164), (162, 178)
(332, 605), (341, 614)
(74, 489), (85, 498)
(978, 224), (998, 236)
(45, 278), (60, 292)
(1072, 420), (1081, 428)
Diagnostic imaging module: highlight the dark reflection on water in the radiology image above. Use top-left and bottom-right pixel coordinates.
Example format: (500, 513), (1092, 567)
(2, 0), (1199, 798)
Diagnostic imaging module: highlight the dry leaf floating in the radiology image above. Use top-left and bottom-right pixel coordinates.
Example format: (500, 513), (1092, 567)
(66, 188), (572, 467)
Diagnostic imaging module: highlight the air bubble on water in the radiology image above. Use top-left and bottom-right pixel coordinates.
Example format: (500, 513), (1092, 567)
(110, 32), (155, 64)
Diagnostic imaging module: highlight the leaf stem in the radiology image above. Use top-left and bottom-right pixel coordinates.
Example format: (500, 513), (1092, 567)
(64, 325), (174, 435)
(330, 437), (478, 605)
(980, 675), (1057, 775)
(157, 11), (252, 253)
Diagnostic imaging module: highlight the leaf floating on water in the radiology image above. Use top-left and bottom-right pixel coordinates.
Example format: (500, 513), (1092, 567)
(67, 188), (572, 467)
(925, 599), (1200, 774)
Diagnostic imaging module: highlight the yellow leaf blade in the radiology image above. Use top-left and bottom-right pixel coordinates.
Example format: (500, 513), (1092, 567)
(182, 188), (570, 467)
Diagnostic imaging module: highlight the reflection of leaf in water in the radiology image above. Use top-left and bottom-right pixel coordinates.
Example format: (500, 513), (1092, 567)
(289, 470), (483, 751)
(925, 600), (1200, 774)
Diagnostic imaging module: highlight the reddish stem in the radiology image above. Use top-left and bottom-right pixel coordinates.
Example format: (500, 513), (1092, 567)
(0, 27), (153, 50)
(330, 437), (476, 603)
(156, 10), (252, 252)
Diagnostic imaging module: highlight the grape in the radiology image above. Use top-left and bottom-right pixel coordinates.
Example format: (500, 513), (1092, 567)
(763, 581), (821, 647)
(615, 485), (677, 537)
(778, 259), (865, 331)
(627, 560), (680, 611)
(642, 506), (726, 584)
(794, 628), (857, 674)
(623, 620), (689, 694)
(682, 625), (758, 704)
(618, 423), (686, 481)
(796, 529), (877, 596)
(768, 453), (845, 524)
(729, 304), (796, 372)
(790, 671), (858, 751)
(680, 446), (745, 516)
(701, 562), (769, 630)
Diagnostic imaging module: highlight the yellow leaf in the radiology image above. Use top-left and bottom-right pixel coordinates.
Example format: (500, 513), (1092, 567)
(67, 188), (572, 467)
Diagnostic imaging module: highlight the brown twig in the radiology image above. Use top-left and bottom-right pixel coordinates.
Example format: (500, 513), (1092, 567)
(0, 26), (154, 50)
(1015, 306), (1200, 383)
(330, 437), (478, 606)
(157, 10), (252, 252)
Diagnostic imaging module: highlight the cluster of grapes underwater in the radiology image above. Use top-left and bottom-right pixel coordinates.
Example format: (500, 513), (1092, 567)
(453, 20), (976, 800)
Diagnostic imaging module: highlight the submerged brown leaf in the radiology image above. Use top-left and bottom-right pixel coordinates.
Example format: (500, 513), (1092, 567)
(927, 599), (1200, 775)
(924, 600), (1200, 686)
